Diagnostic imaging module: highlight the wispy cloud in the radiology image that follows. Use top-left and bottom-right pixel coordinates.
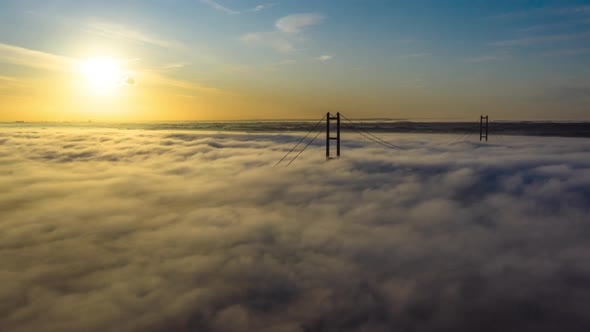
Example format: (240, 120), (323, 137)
(276, 13), (324, 33)
(0, 42), (78, 72)
(241, 13), (325, 53)
(490, 32), (590, 46)
(224, 58), (296, 74)
(267, 59), (297, 71)
(0, 76), (26, 93)
(84, 21), (184, 49)
(200, 0), (239, 15)
(240, 32), (298, 53)
(316, 55), (333, 61)
(162, 62), (190, 69)
(0, 75), (22, 83)
(200, 1), (273, 14)
(249, 3), (274, 12)
(143, 70), (237, 96)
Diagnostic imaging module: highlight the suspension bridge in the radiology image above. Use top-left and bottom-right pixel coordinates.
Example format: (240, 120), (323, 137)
(274, 112), (490, 167)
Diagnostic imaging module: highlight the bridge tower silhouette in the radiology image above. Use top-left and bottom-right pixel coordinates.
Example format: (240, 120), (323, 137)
(480, 115), (489, 141)
(326, 112), (341, 159)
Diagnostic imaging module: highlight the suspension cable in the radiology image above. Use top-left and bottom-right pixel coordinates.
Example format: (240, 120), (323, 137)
(285, 125), (326, 167)
(341, 123), (403, 151)
(340, 115), (405, 150)
(449, 122), (480, 144)
(274, 115), (327, 167)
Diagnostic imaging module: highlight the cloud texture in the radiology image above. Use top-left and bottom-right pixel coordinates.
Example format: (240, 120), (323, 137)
(1, 129), (590, 332)
(275, 13), (324, 34)
(241, 13), (324, 53)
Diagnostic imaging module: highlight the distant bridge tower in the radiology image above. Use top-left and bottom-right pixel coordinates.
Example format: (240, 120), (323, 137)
(480, 115), (489, 141)
(326, 112), (341, 159)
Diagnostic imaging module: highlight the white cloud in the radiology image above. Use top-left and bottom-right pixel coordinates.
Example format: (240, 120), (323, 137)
(200, 1), (273, 14)
(200, 0), (239, 15)
(84, 21), (184, 49)
(316, 55), (334, 61)
(249, 3), (275, 12)
(162, 62), (190, 69)
(276, 13), (324, 34)
(241, 13), (325, 53)
(1, 128), (590, 331)
(0, 42), (78, 72)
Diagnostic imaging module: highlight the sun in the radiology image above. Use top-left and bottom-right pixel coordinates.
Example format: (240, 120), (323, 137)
(80, 57), (122, 95)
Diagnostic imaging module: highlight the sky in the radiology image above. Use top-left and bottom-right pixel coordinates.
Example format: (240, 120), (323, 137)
(1, 0), (590, 121)
(2, 127), (590, 331)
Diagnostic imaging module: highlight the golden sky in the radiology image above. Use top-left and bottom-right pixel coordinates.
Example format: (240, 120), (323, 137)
(1, 1), (590, 121)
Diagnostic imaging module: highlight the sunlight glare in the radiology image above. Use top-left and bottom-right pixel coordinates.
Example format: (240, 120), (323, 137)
(80, 57), (122, 96)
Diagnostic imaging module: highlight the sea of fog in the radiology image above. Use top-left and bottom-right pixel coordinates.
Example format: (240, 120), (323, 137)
(1, 126), (590, 331)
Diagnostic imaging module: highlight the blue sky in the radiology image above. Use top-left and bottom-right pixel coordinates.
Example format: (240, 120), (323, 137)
(1, 0), (589, 120)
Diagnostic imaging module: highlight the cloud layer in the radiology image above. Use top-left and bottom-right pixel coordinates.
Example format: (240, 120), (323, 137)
(1, 129), (590, 332)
